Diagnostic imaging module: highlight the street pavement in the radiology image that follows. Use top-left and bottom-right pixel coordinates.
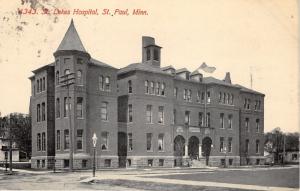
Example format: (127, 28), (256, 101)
(0, 165), (298, 190)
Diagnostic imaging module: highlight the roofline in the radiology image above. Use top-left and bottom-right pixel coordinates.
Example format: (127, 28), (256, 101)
(31, 63), (54, 74)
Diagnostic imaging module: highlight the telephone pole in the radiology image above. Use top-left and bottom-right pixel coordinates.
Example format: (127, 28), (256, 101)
(60, 72), (75, 171)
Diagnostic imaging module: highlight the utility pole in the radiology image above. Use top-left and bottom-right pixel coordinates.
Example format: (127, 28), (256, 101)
(60, 72), (75, 172)
(8, 115), (12, 175)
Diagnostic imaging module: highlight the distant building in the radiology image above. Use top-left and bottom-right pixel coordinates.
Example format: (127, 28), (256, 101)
(29, 20), (265, 169)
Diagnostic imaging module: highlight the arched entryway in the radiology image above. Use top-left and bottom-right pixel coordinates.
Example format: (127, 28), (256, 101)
(202, 137), (212, 165)
(174, 135), (185, 166)
(188, 136), (199, 159)
(118, 132), (127, 168)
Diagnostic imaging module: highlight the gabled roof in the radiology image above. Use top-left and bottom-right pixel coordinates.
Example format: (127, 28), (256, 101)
(89, 58), (116, 69)
(32, 63), (54, 74)
(118, 63), (171, 75)
(234, 84), (264, 95)
(161, 65), (175, 71)
(190, 70), (202, 76)
(203, 76), (237, 88)
(176, 68), (190, 74)
(56, 19), (87, 52)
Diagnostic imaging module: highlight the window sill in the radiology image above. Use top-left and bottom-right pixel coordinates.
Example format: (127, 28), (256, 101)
(146, 122), (154, 125)
(77, 117), (84, 120)
(101, 120), (109, 122)
(158, 150), (165, 152)
(146, 150), (153, 152)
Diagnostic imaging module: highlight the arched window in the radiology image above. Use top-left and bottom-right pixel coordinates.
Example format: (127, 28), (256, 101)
(39, 79), (42, 93)
(161, 83), (165, 96)
(56, 98), (60, 118)
(128, 80), (132, 93)
(77, 70), (83, 85)
(155, 82), (160, 95)
(150, 81), (154, 94)
(36, 80), (39, 93)
(56, 71), (60, 86)
(64, 69), (70, 75)
(99, 75), (104, 90)
(145, 80), (149, 94)
(105, 77), (110, 91)
(256, 140), (260, 153)
(42, 77), (45, 91)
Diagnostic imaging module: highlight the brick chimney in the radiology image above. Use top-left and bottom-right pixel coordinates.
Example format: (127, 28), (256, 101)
(224, 72), (232, 84)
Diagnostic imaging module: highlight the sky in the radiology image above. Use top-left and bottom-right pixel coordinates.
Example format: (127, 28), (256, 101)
(0, 0), (298, 132)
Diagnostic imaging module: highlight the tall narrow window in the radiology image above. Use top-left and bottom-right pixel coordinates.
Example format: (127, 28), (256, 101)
(99, 75), (104, 90)
(245, 139), (249, 153)
(174, 87), (178, 98)
(197, 91), (201, 102)
(244, 98), (247, 109)
(256, 119), (260, 132)
(146, 133), (152, 151)
(101, 102), (108, 121)
(56, 71), (60, 86)
(220, 137), (224, 152)
(220, 113), (224, 129)
(187, 89), (192, 101)
(77, 70), (83, 85)
(197, 112), (202, 127)
(64, 129), (70, 150)
(247, 99), (250, 109)
(227, 93), (230, 104)
(173, 109), (177, 124)
(37, 104), (40, 122)
(56, 130), (60, 150)
(56, 98), (60, 118)
(41, 102), (45, 121)
(158, 134), (164, 151)
(150, 81), (154, 94)
(201, 92), (205, 103)
(42, 132), (46, 151)
(39, 79), (42, 92)
(256, 140), (260, 153)
(128, 104), (133, 122)
(223, 93), (226, 104)
(146, 105), (152, 123)
(258, 100), (261, 110)
(185, 111), (190, 125)
(77, 129), (83, 150)
(105, 77), (110, 91)
(63, 97), (68, 117)
(161, 83), (165, 96)
(206, 112), (211, 127)
(228, 137), (232, 153)
(231, 94), (234, 105)
(37, 80), (40, 93)
(145, 80), (149, 94)
(128, 80), (132, 93)
(207, 91), (211, 103)
(245, 118), (249, 132)
(76, 97), (83, 118)
(37, 133), (41, 151)
(158, 106), (164, 124)
(228, 114), (232, 129)
(155, 82), (160, 95)
(219, 92), (222, 103)
(42, 77), (45, 91)
(183, 89), (187, 100)
(128, 133), (133, 151)
(101, 132), (108, 150)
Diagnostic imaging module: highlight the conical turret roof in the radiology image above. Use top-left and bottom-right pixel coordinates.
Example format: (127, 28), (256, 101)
(56, 19), (87, 52)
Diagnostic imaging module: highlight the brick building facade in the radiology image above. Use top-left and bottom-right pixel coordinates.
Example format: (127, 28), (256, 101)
(29, 21), (265, 169)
